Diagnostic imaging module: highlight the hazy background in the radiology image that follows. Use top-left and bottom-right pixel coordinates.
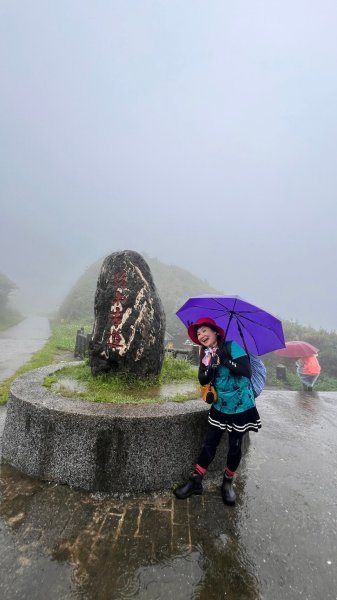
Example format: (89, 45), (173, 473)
(1, 0), (337, 330)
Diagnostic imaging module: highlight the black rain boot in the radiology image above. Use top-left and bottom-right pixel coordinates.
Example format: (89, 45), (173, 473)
(174, 473), (203, 499)
(221, 473), (236, 506)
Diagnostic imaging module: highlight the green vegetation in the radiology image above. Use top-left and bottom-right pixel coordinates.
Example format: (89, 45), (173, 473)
(0, 272), (22, 330)
(0, 314), (22, 331)
(261, 319), (337, 387)
(159, 353), (197, 382)
(265, 366), (337, 392)
(43, 356), (198, 404)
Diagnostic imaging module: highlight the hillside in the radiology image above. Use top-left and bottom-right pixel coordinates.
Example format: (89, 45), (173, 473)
(58, 253), (222, 345)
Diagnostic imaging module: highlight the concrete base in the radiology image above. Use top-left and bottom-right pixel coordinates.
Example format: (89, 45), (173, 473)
(1, 363), (249, 494)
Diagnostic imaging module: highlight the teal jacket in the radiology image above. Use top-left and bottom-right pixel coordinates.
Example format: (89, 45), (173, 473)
(212, 341), (256, 414)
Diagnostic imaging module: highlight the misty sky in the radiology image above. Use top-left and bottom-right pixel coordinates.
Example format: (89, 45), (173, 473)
(1, 1), (337, 331)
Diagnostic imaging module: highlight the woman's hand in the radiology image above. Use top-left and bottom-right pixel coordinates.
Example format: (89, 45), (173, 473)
(210, 353), (221, 368)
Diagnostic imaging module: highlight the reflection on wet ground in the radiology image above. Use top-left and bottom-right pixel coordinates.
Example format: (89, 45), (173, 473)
(1, 389), (337, 599)
(0, 464), (258, 600)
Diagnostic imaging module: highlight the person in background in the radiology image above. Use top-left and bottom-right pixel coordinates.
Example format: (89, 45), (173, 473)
(296, 354), (321, 391)
(173, 317), (261, 506)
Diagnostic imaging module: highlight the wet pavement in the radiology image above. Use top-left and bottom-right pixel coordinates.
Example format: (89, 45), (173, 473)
(0, 319), (336, 598)
(1, 387), (337, 599)
(0, 317), (51, 382)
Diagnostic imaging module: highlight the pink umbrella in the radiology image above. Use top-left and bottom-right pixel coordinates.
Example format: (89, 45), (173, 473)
(274, 341), (319, 358)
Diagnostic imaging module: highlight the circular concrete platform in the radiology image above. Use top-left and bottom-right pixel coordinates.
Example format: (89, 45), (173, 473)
(1, 363), (248, 493)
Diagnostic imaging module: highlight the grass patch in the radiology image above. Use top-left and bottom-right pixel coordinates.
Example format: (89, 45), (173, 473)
(157, 354), (197, 383)
(44, 357), (199, 405)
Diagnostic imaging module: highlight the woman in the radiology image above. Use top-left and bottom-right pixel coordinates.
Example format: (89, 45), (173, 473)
(174, 317), (261, 505)
(296, 354), (321, 391)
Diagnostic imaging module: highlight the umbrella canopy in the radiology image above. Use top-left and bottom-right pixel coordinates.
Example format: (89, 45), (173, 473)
(176, 295), (285, 356)
(274, 341), (319, 358)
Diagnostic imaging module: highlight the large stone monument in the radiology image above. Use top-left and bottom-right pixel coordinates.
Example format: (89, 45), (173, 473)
(89, 250), (166, 377)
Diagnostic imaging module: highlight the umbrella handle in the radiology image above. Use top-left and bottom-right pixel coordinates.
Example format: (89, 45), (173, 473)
(236, 320), (249, 355)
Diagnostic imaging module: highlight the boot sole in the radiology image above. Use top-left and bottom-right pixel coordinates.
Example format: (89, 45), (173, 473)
(174, 490), (203, 500)
(222, 497), (236, 506)
(221, 488), (236, 505)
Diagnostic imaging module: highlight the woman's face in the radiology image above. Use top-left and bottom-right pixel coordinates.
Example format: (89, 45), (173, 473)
(196, 325), (218, 347)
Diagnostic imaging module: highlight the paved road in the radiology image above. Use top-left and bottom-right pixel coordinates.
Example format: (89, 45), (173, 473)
(1, 387), (336, 599)
(0, 316), (50, 382)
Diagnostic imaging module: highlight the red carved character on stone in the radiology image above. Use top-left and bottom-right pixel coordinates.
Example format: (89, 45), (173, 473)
(111, 307), (123, 327)
(113, 271), (127, 287)
(114, 290), (128, 303)
(107, 330), (122, 348)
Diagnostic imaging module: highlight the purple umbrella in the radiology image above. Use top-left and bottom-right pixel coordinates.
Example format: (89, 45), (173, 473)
(176, 295), (285, 356)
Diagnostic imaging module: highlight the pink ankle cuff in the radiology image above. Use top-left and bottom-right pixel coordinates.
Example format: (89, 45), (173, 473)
(195, 464), (207, 475)
(225, 468), (235, 478)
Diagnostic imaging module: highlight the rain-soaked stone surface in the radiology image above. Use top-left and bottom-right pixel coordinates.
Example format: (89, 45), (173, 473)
(1, 388), (337, 599)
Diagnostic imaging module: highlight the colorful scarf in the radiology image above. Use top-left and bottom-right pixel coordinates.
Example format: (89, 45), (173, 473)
(202, 346), (218, 366)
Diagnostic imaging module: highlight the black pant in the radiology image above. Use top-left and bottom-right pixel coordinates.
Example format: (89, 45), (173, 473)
(197, 425), (244, 473)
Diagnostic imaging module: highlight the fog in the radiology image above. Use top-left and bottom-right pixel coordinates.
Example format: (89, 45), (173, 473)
(1, 1), (337, 331)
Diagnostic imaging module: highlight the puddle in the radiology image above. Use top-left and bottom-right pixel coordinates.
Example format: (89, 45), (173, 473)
(140, 381), (198, 399)
(52, 377), (88, 394)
